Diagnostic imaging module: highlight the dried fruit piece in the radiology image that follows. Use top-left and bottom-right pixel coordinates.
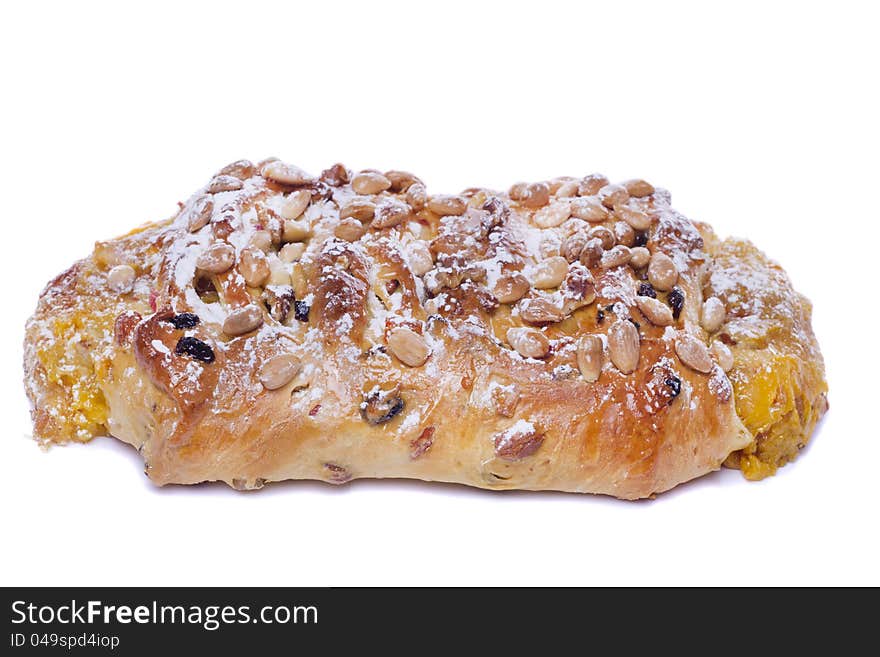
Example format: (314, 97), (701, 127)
(494, 422), (544, 461)
(668, 287), (685, 320)
(361, 389), (404, 424)
(637, 281), (657, 298)
(166, 313), (200, 329)
(294, 300), (310, 322)
(410, 427), (435, 459)
(175, 336), (215, 363)
(665, 376), (682, 401)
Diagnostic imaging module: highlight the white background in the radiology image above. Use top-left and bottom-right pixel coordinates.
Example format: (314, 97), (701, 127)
(2, 1), (877, 586)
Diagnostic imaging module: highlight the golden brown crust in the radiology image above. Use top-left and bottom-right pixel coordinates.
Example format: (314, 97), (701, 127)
(23, 162), (826, 498)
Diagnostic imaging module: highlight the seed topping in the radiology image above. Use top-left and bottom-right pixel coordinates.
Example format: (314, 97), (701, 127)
(259, 354), (303, 390)
(635, 296), (674, 326)
(196, 242), (235, 274)
(648, 252), (678, 291)
(701, 297), (726, 333)
(223, 304), (264, 336)
(387, 327), (431, 367)
(107, 265), (136, 294)
(608, 319), (640, 374)
(577, 335), (604, 382)
(674, 334), (714, 373)
(506, 327), (550, 359)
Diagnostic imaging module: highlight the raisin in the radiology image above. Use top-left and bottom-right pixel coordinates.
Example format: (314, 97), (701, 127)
(174, 336), (215, 363)
(637, 282), (657, 298)
(668, 287), (685, 320)
(633, 231), (648, 247)
(294, 300), (310, 322)
(665, 376), (682, 402)
(361, 391), (404, 425)
(596, 309), (605, 324)
(323, 462), (351, 483)
(410, 427), (436, 460)
(166, 312), (200, 329)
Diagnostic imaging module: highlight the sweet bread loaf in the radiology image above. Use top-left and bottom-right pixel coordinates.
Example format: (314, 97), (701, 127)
(23, 159), (828, 498)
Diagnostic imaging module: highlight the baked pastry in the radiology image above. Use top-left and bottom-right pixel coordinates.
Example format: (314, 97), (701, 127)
(23, 159), (827, 499)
